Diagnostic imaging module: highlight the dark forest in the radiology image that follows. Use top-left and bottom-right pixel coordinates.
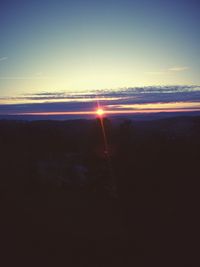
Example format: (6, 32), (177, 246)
(0, 116), (199, 266)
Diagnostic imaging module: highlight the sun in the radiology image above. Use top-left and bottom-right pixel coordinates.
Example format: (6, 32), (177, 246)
(96, 108), (104, 116)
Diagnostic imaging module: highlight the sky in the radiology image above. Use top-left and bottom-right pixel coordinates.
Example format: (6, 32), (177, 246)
(0, 0), (200, 117)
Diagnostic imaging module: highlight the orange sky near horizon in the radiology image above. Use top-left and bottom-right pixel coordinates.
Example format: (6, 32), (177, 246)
(8, 101), (200, 117)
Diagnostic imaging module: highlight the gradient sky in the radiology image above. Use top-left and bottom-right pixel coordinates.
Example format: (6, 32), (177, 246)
(0, 0), (200, 98)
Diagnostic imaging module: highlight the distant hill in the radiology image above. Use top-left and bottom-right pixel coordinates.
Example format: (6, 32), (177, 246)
(0, 110), (200, 121)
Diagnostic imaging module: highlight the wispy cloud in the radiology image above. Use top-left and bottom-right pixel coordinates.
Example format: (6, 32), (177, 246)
(0, 85), (200, 117)
(0, 57), (8, 62)
(0, 85), (200, 107)
(145, 71), (165, 75)
(0, 76), (51, 80)
(146, 66), (189, 75)
(168, 66), (189, 72)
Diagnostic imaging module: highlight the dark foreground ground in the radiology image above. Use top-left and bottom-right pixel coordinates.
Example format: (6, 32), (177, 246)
(0, 116), (199, 266)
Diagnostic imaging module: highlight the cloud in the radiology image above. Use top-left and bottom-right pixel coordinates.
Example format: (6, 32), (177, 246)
(168, 66), (189, 72)
(0, 86), (200, 115)
(145, 66), (189, 75)
(145, 71), (165, 75)
(0, 76), (50, 80)
(0, 57), (8, 62)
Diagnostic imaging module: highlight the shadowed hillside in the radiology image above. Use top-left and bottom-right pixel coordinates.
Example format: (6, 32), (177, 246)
(0, 116), (200, 266)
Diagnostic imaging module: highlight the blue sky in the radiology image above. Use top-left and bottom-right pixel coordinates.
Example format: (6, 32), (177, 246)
(0, 0), (200, 116)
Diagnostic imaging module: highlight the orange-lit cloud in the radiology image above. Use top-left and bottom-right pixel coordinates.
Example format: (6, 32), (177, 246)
(0, 86), (200, 117)
(8, 102), (200, 117)
(107, 102), (200, 111)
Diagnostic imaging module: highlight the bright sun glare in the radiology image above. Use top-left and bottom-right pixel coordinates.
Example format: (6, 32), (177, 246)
(96, 108), (104, 116)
